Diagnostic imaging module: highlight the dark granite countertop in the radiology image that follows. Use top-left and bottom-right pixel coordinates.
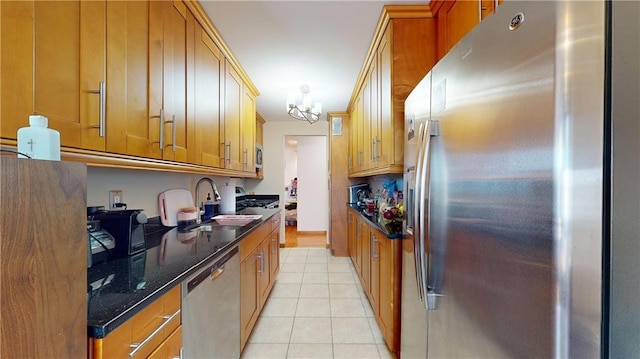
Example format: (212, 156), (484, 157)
(87, 207), (281, 338)
(347, 204), (405, 239)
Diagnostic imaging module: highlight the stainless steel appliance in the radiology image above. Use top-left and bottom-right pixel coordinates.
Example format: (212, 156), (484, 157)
(182, 245), (240, 358)
(347, 183), (370, 205)
(93, 209), (148, 259)
(401, 2), (640, 358)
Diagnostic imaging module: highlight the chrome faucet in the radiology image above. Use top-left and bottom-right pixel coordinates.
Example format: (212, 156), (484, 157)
(195, 177), (222, 212)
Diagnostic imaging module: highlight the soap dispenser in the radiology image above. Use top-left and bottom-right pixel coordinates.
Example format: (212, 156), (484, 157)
(203, 193), (216, 221)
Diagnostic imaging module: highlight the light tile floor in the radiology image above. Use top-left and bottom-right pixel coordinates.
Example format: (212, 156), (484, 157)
(242, 248), (394, 359)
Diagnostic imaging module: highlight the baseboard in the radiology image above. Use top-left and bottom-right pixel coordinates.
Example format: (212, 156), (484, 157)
(296, 230), (327, 236)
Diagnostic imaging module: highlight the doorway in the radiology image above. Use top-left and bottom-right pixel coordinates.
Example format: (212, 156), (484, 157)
(283, 135), (328, 247)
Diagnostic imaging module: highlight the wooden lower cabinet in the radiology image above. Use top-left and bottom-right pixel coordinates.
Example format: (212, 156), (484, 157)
(240, 214), (281, 351)
(91, 285), (181, 359)
(148, 326), (182, 359)
(347, 207), (401, 354)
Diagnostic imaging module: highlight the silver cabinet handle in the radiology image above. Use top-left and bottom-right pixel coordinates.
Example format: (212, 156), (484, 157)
(357, 150), (362, 167)
(151, 109), (165, 149)
(272, 237), (276, 255)
(356, 222), (361, 237)
(348, 156), (353, 170)
(221, 141), (227, 163)
(165, 115), (176, 151)
(226, 142), (232, 163)
(257, 252), (264, 274)
(172, 115), (176, 152)
(89, 81), (106, 137)
(244, 148), (248, 166)
(371, 233), (378, 260)
(128, 308), (181, 357)
(261, 250), (266, 273)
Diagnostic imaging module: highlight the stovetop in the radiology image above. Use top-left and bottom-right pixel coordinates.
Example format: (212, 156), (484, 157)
(235, 194), (280, 212)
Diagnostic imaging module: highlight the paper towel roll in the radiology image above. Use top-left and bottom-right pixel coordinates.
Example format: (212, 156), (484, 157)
(220, 185), (236, 214)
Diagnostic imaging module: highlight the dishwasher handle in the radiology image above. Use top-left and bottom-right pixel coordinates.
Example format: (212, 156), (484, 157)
(186, 246), (238, 294)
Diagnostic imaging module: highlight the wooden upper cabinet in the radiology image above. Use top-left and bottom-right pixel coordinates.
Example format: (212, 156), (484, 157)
(149, 0), (194, 163)
(348, 7), (437, 177)
(435, 0), (499, 59)
(242, 87), (256, 173)
(106, 1), (162, 159)
(223, 61), (243, 171)
(193, 26), (223, 167)
(1, 1), (105, 150)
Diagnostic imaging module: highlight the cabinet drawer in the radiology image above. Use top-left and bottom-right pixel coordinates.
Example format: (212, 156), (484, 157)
(96, 285), (182, 359)
(271, 214), (281, 231)
(240, 221), (271, 260)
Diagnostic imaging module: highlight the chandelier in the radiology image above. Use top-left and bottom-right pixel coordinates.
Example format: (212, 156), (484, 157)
(286, 84), (322, 124)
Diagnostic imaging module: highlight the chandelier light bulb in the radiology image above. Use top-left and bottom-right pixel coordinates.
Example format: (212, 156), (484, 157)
(286, 84), (322, 124)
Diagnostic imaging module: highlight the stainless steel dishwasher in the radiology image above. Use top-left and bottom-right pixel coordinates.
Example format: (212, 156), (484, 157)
(182, 245), (240, 358)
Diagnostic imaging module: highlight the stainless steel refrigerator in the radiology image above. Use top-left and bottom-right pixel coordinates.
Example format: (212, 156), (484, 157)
(401, 1), (640, 358)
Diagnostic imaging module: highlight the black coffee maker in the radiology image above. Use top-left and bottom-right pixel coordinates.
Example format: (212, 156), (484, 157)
(93, 209), (148, 259)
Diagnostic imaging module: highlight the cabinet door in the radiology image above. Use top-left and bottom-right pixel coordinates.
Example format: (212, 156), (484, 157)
(240, 250), (260, 350)
(348, 211), (356, 264)
(258, 239), (271, 305)
(148, 326), (182, 359)
(106, 1), (162, 158)
(1, 1), (105, 150)
(242, 87), (256, 173)
(376, 230), (392, 344)
(369, 229), (379, 313)
(149, 0), (191, 162)
(353, 93), (365, 173)
(269, 229), (280, 281)
(360, 219), (371, 297)
(369, 55), (380, 169)
(223, 61), (243, 171)
(193, 26), (223, 167)
(377, 26), (392, 168)
(162, 0), (189, 162)
(362, 69), (372, 171)
(1, 1), (33, 140)
(443, 0), (480, 53)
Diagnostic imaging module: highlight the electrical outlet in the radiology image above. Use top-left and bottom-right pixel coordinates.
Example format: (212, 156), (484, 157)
(109, 190), (124, 209)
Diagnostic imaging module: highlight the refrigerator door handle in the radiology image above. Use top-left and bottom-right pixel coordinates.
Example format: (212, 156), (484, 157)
(413, 122), (427, 303)
(420, 119), (439, 311)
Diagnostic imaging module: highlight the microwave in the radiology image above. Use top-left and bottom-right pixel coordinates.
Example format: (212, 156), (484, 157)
(255, 144), (263, 168)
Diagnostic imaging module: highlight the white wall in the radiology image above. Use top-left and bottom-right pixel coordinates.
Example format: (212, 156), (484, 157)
(87, 167), (242, 217)
(245, 120), (328, 241)
(297, 136), (328, 232)
(284, 139), (298, 199)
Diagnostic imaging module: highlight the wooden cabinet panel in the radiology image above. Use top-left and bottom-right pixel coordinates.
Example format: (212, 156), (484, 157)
(106, 1), (162, 158)
(148, 326), (182, 359)
(348, 210), (402, 354)
(446, 0), (480, 52)
(161, 0), (189, 162)
(377, 26), (392, 169)
(348, 11), (436, 177)
(1, 1), (34, 140)
(96, 285), (182, 359)
(1, 158), (87, 358)
(348, 210), (357, 264)
(375, 229), (393, 347)
(148, 0), (192, 163)
(269, 229), (280, 282)
(242, 87), (256, 173)
(34, 1), (82, 147)
(240, 248), (260, 350)
(258, 240), (271, 305)
(1, 1), (105, 150)
(240, 215), (281, 351)
(193, 26), (223, 167)
(223, 61), (243, 171)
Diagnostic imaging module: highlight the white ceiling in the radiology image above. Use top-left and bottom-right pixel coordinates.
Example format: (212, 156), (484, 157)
(199, 0), (427, 123)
